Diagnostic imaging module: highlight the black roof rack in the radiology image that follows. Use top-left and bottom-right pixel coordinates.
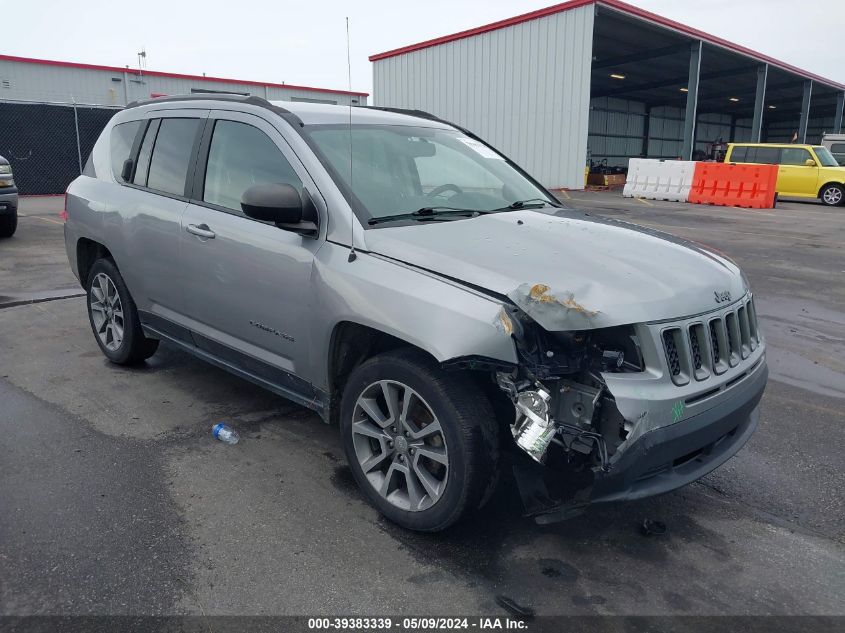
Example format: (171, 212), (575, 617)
(124, 93), (303, 127)
(355, 105), (471, 134)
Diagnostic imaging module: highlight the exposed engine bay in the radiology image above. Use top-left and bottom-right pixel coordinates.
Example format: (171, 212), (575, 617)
(496, 304), (643, 466)
(492, 304), (649, 518)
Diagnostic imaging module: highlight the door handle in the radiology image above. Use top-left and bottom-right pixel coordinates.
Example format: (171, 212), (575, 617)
(186, 223), (216, 239)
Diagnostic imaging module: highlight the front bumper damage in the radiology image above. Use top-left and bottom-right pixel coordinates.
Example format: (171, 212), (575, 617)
(492, 290), (768, 524)
(513, 360), (766, 524)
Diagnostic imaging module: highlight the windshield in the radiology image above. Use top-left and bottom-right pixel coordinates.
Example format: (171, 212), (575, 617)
(813, 146), (839, 167)
(304, 124), (556, 224)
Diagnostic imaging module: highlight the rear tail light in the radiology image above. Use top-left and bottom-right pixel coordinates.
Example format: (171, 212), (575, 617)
(59, 192), (69, 222)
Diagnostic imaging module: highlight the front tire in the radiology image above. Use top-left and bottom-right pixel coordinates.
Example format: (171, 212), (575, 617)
(340, 349), (499, 532)
(820, 184), (844, 207)
(0, 212), (17, 238)
(86, 258), (159, 364)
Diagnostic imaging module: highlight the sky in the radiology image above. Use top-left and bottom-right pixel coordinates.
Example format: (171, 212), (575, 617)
(1, 0), (843, 95)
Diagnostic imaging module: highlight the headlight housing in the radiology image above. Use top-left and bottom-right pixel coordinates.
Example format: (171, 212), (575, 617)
(0, 165), (12, 175)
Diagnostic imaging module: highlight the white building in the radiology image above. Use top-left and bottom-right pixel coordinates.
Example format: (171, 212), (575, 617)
(370, 0), (844, 189)
(0, 54), (368, 107)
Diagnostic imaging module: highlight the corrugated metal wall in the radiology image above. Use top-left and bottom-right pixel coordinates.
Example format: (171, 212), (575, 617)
(588, 98), (757, 167)
(587, 97), (646, 167)
(767, 116), (833, 144)
(588, 96), (834, 166)
(0, 58), (366, 107)
(372, 5), (595, 189)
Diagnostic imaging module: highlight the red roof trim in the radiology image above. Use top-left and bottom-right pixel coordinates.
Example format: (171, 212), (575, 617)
(368, 0), (844, 91)
(369, 0), (593, 62)
(0, 54), (369, 97)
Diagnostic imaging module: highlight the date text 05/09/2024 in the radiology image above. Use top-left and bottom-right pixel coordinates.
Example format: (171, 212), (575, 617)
(307, 617), (529, 630)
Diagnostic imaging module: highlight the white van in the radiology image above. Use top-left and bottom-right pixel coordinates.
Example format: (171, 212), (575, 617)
(821, 133), (845, 166)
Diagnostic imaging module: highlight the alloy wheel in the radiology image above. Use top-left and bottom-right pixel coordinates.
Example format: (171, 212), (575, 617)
(90, 272), (124, 351)
(351, 380), (449, 512)
(822, 187), (842, 205)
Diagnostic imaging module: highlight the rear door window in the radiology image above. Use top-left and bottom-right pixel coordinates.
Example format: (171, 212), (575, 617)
(147, 118), (202, 197)
(110, 120), (142, 181)
(748, 147), (780, 164)
(780, 147), (812, 165)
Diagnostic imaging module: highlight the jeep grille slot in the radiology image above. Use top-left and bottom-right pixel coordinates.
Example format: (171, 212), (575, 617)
(746, 298), (759, 349)
(689, 326), (703, 371)
(662, 328), (690, 385)
(709, 320), (721, 366)
(725, 312), (740, 366)
(663, 330), (681, 377)
(737, 305), (751, 358)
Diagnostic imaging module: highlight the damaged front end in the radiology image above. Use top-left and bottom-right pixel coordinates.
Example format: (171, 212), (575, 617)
(494, 301), (641, 518)
(491, 284), (767, 524)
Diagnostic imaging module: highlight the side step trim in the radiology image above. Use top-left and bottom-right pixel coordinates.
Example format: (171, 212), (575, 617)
(142, 323), (328, 418)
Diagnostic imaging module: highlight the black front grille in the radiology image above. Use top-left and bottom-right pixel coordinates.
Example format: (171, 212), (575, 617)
(663, 331), (681, 376)
(709, 321), (720, 365)
(689, 328), (702, 371)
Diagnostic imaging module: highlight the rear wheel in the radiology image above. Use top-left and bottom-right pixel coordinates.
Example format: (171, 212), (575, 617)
(340, 349), (499, 532)
(820, 184), (844, 206)
(0, 211), (17, 238)
(86, 258), (158, 364)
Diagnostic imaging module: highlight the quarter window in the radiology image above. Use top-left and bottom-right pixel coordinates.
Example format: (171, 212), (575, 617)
(133, 120), (160, 186)
(730, 146), (747, 162)
(147, 118), (201, 196)
(110, 120), (142, 181)
(203, 120), (302, 213)
(780, 147), (812, 166)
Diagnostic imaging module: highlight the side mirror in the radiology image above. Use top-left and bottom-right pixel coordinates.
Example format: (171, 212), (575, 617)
(805, 158), (817, 167)
(121, 158), (134, 182)
(241, 183), (317, 237)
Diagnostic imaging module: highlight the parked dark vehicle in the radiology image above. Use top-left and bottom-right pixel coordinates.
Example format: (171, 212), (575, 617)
(63, 95), (767, 531)
(0, 154), (18, 237)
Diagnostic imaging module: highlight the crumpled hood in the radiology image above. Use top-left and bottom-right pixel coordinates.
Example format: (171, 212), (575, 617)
(363, 208), (747, 331)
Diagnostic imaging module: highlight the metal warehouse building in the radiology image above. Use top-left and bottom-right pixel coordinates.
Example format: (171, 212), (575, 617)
(370, 0), (845, 189)
(0, 54), (368, 194)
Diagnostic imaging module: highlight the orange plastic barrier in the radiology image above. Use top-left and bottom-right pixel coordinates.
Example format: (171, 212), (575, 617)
(688, 162), (778, 209)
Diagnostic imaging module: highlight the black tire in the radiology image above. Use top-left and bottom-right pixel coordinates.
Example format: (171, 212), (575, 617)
(0, 212), (17, 238)
(340, 348), (499, 532)
(86, 258), (159, 364)
(819, 184), (844, 207)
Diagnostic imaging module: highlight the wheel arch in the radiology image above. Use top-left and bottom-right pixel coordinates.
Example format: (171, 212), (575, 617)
(325, 320), (514, 435)
(818, 181), (844, 198)
(76, 237), (114, 286)
(326, 321), (438, 425)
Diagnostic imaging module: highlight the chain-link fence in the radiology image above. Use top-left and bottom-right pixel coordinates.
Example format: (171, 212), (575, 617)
(0, 101), (120, 195)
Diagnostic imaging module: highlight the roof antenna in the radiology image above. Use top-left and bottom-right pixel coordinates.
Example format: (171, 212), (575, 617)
(346, 17), (357, 263)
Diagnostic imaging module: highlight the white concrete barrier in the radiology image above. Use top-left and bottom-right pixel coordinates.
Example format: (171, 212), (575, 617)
(623, 158), (696, 203)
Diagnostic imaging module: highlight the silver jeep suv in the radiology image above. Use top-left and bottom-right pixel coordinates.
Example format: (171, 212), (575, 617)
(64, 95), (767, 531)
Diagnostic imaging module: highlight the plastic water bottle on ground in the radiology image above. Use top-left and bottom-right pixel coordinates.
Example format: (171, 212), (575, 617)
(212, 423), (239, 445)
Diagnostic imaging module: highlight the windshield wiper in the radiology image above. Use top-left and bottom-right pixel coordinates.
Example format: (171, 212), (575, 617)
(502, 198), (560, 210)
(368, 199), (561, 226)
(368, 206), (481, 226)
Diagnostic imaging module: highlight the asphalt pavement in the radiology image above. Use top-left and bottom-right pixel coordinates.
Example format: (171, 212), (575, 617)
(1, 194), (843, 618)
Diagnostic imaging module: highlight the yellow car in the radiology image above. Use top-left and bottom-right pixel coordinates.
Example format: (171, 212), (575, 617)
(725, 143), (845, 207)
